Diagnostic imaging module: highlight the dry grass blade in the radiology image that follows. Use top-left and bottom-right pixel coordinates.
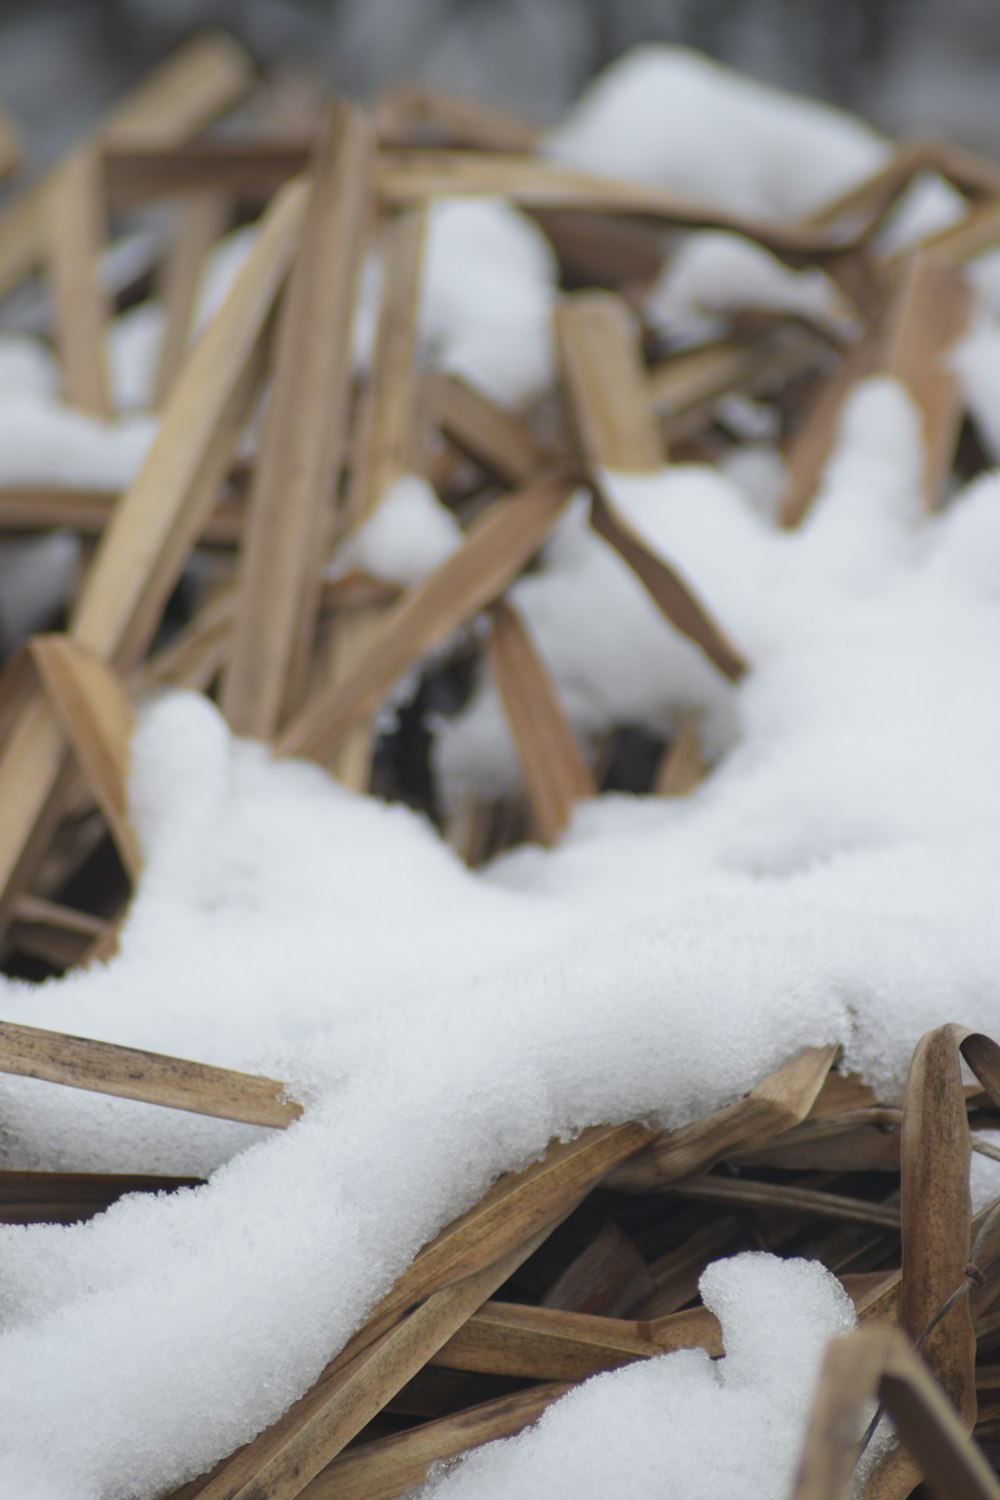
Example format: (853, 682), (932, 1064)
(0, 33), (252, 302)
(222, 103), (373, 738)
(28, 636), (139, 878)
(9, 894), (112, 970)
(179, 1126), (649, 1499)
(432, 1299), (721, 1380)
(790, 1326), (1000, 1500)
(734, 1114), (902, 1173)
(877, 252), (971, 507)
(952, 1028), (1000, 1110)
(0, 105), (21, 182)
(44, 147), (111, 418)
(529, 209), (665, 286)
(654, 707), (705, 796)
(649, 327), (823, 425)
(590, 483), (749, 683)
(99, 33), (253, 146)
(375, 151), (866, 256)
(72, 176), (306, 666)
(911, 196), (1000, 269)
(153, 195), (232, 405)
(558, 310), (753, 683)
(298, 1382), (570, 1500)
(387, 1124), (651, 1313)
(0, 1018), (302, 1127)
(374, 84), (541, 152)
(780, 299), (889, 528)
(0, 1167), (204, 1225)
(0, 180), (305, 933)
(489, 600), (595, 843)
(782, 250), (969, 524)
(900, 1025), (975, 1424)
(135, 588), (237, 695)
(554, 292), (663, 471)
(670, 1175), (901, 1229)
(277, 468), (579, 763)
(437, 373), (559, 486)
(344, 207), (427, 528)
(609, 1045), (837, 1190)
(800, 141), (932, 233)
(542, 1219), (653, 1314)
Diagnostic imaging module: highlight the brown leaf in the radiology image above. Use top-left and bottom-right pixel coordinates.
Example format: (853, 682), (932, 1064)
(489, 600), (596, 843)
(222, 103), (373, 739)
(609, 1044), (836, 1190)
(0, 1018), (301, 1128)
(28, 635), (139, 877)
(277, 467), (579, 763)
(790, 1326), (1000, 1500)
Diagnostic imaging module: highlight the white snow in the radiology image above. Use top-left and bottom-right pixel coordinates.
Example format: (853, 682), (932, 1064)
(0, 397), (155, 489)
(353, 197), (559, 407)
(331, 472), (463, 585)
(2, 379), (1000, 1495)
(546, 46), (891, 221)
(646, 230), (855, 347)
(954, 312), (1000, 461)
(1, 44), (999, 1500)
(415, 1253), (856, 1500)
(873, 169), (968, 254)
(107, 301), (165, 413)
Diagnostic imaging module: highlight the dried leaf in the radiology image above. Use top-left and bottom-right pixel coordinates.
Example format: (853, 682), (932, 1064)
(0, 1018), (301, 1127)
(277, 468), (579, 763)
(590, 483), (749, 683)
(44, 147), (111, 418)
(609, 1045), (836, 1189)
(28, 636), (139, 877)
(489, 600), (595, 843)
(900, 1026), (975, 1425)
(554, 291), (663, 471)
(297, 1383), (570, 1500)
(222, 103), (373, 738)
(791, 1326), (1000, 1500)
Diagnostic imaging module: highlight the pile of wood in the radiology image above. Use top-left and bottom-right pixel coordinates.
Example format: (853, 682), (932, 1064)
(2, 31), (1000, 1499)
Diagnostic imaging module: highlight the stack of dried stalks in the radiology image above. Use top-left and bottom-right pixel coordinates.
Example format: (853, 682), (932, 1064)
(1, 32), (1000, 1499)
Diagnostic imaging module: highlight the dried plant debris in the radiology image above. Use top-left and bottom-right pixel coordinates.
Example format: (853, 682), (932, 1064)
(1, 33), (1000, 1500)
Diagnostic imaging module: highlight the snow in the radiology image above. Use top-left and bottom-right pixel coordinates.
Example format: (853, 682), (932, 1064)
(331, 472), (463, 585)
(2, 379), (1000, 1494)
(873, 169), (968, 254)
(954, 312), (1000, 461)
(546, 45), (891, 220)
(107, 301), (165, 413)
(1, 42), (999, 1500)
(415, 1254), (855, 1500)
(0, 397), (155, 489)
(646, 230), (855, 347)
(353, 197), (559, 407)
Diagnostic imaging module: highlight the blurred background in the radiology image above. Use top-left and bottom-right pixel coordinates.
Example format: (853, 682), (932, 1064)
(2, 0), (1000, 169)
